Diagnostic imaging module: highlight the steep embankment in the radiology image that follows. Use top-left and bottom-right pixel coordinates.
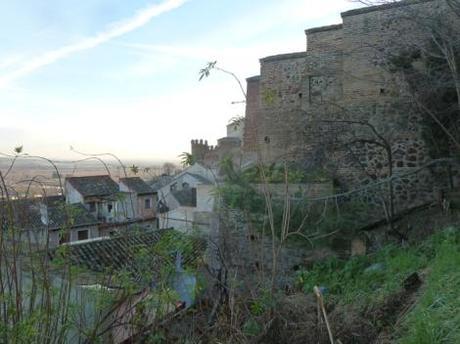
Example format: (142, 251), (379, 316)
(146, 221), (459, 343)
(294, 227), (460, 343)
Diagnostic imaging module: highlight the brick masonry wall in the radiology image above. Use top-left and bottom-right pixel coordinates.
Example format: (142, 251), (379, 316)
(306, 24), (343, 53)
(243, 76), (261, 153)
(242, 0), (457, 207)
(257, 53), (309, 161)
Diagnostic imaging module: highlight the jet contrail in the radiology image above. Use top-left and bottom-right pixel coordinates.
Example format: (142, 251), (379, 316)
(0, 0), (187, 88)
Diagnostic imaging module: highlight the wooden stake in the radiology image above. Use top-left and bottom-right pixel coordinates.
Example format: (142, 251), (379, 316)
(314, 286), (334, 344)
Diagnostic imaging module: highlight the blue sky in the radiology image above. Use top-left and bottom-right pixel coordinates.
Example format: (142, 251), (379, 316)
(0, 0), (361, 162)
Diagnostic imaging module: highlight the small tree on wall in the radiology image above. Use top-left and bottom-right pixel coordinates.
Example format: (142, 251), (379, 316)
(178, 152), (195, 167)
(199, 61), (247, 100)
(319, 117), (397, 229)
(162, 162), (176, 176)
(199, 61), (247, 128)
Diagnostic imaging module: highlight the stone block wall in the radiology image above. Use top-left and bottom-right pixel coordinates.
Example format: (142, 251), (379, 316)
(340, 0), (438, 102)
(191, 136), (242, 168)
(305, 24), (343, 53)
(253, 182), (334, 199)
(191, 139), (211, 162)
(242, 76), (262, 153)
(241, 0), (457, 208)
(256, 53), (309, 161)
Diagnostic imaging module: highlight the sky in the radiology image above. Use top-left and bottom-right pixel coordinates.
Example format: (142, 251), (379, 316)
(0, 0), (362, 163)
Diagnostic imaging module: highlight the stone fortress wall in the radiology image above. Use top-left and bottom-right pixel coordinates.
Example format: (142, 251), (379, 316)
(189, 0), (458, 208)
(241, 0), (458, 206)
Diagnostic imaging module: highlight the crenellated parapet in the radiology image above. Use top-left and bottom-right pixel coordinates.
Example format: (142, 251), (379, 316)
(191, 139), (210, 162)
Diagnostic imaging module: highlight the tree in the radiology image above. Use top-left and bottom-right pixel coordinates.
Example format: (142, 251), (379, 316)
(14, 145), (23, 154)
(130, 164), (139, 175)
(228, 115), (245, 127)
(0, 148), (207, 342)
(320, 117), (396, 228)
(162, 162), (176, 176)
(178, 152), (195, 168)
(199, 61), (247, 101)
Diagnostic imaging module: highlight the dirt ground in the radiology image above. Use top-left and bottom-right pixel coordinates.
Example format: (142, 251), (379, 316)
(151, 270), (422, 344)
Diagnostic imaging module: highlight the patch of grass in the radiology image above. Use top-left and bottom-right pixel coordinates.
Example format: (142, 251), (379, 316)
(296, 229), (458, 309)
(398, 228), (460, 344)
(297, 244), (428, 307)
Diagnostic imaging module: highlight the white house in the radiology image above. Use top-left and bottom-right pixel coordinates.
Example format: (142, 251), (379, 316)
(119, 177), (157, 220)
(155, 163), (217, 232)
(65, 175), (158, 230)
(65, 175), (125, 223)
(6, 196), (101, 249)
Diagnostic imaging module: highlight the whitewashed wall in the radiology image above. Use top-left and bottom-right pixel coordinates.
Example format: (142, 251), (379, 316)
(158, 207), (194, 233)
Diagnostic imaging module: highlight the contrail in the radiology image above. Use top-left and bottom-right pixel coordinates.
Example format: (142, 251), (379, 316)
(0, 0), (187, 88)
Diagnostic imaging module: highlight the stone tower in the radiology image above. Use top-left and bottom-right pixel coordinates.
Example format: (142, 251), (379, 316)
(191, 139), (210, 162)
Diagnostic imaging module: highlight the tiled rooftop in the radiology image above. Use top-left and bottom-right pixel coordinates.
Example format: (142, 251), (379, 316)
(1, 198), (99, 231)
(48, 229), (207, 282)
(66, 175), (119, 197)
(119, 177), (155, 195)
(172, 188), (197, 207)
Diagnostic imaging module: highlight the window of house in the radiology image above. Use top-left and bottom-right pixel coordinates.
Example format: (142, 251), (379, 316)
(88, 202), (96, 212)
(77, 230), (89, 241)
(107, 203), (113, 213)
(170, 183), (177, 191)
(145, 198), (151, 209)
(182, 182), (189, 189)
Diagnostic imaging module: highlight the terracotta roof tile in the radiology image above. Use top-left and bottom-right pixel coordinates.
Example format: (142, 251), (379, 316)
(66, 175), (119, 197)
(120, 177), (155, 195)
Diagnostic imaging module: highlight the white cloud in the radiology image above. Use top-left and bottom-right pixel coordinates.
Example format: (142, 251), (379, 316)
(118, 0), (362, 82)
(0, 0), (188, 88)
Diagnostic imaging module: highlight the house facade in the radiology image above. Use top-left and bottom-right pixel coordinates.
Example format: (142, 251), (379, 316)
(4, 196), (101, 249)
(155, 163), (216, 232)
(65, 175), (123, 223)
(119, 177), (157, 220)
(62, 175), (158, 239)
(65, 175), (157, 225)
